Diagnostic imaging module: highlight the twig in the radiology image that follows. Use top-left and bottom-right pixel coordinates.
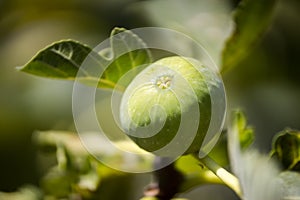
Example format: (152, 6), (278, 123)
(193, 154), (243, 198)
(143, 157), (184, 200)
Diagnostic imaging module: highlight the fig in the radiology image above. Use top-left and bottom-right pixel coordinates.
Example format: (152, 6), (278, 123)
(119, 56), (217, 156)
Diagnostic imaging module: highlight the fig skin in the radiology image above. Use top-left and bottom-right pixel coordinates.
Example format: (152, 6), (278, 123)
(119, 56), (214, 156)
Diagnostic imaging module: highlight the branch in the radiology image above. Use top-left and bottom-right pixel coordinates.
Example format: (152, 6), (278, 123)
(194, 154), (243, 198)
(143, 157), (184, 200)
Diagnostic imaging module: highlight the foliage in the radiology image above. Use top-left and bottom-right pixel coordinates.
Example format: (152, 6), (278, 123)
(232, 110), (254, 150)
(1, 0), (299, 199)
(19, 28), (152, 91)
(271, 129), (300, 171)
(34, 131), (133, 199)
(221, 0), (278, 73)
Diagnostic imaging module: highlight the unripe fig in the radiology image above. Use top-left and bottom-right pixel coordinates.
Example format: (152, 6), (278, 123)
(119, 56), (216, 156)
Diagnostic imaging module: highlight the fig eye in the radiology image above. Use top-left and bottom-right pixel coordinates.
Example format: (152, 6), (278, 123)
(156, 75), (172, 89)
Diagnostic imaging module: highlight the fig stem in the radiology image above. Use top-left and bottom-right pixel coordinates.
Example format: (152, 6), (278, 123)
(193, 154), (243, 198)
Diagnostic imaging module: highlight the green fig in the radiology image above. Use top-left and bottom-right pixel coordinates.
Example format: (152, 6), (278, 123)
(119, 56), (217, 156)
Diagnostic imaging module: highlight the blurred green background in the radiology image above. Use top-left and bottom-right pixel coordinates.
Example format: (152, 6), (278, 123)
(0, 0), (299, 198)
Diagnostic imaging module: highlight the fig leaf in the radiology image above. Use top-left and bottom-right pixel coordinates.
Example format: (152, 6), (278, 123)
(19, 27), (152, 91)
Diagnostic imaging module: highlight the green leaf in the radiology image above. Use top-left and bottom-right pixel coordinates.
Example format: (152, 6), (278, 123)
(233, 110), (254, 150)
(175, 155), (223, 192)
(33, 130), (89, 156)
(99, 27), (152, 90)
(35, 130), (137, 199)
(271, 129), (300, 171)
(140, 197), (159, 200)
(175, 115), (254, 193)
(19, 40), (93, 78)
(41, 166), (75, 198)
(221, 0), (277, 73)
(208, 130), (229, 167)
(0, 186), (42, 200)
(140, 198), (188, 200)
(19, 27), (152, 91)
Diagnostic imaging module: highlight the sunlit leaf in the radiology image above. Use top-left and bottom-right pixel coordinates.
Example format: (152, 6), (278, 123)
(19, 27), (152, 91)
(221, 0), (278, 73)
(77, 168), (100, 191)
(35, 130), (138, 199)
(100, 27), (152, 89)
(41, 166), (75, 198)
(271, 129), (300, 171)
(175, 155), (223, 193)
(19, 40), (93, 78)
(34, 130), (153, 172)
(233, 110), (254, 150)
(33, 130), (89, 156)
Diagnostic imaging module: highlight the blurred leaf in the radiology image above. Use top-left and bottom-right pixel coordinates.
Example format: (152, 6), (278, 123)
(19, 27), (152, 91)
(175, 127), (252, 193)
(277, 171), (300, 198)
(94, 166), (133, 200)
(41, 144), (100, 198)
(0, 186), (41, 200)
(33, 130), (89, 156)
(35, 130), (138, 199)
(140, 197), (188, 200)
(206, 127), (252, 169)
(231, 151), (281, 200)
(208, 130), (229, 167)
(137, 0), (233, 68)
(175, 155), (223, 193)
(229, 110), (281, 200)
(140, 197), (159, 200)
(34, 130), (153, 172)
(271, 129), (300, 171)
(233, 110), (254, 150)
(221, 0), (277, 73)
(77, 167), (100, 191)
(41, 166), (75, 198)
